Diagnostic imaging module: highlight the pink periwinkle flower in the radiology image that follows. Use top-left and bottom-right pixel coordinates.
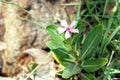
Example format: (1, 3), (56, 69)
(57, 20), (79, 39)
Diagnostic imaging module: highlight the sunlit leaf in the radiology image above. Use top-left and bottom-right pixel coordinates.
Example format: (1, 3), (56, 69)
(46, 25), (64, 44)
(79, 25), (103, 60)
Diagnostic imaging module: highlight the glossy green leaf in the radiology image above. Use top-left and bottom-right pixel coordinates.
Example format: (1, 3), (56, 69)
(62, 63), (81, 79)
(52, 48), (74, 67)
(79, 25), (103, 60)
(81, 58), (108, 72)
(81, 73), (97, 80)
(46, 25), (64, 44)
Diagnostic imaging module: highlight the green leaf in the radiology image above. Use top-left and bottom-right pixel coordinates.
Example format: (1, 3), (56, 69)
(71, 33), (83, 52)
(32, 63), (38, 71)
(81, 73), (97, 80)
(46, 41), (63, 49)
(52, 48), (74, 67)
(79, 25), (103, 60)
(110, 68), (120, 74)
(81, 58), (108, 72)
(71, 33), (83, 45)
(62, 63), (81, 79)
(46, 25), (64, 44)
(26, 63), (38, 73)
(104, 68), (120, 75)
(57, 71), (63, 76)
(76, 0), (82, 20)
(26, 65), (32, 72)
(46, 41), (72, 51)
(106, 26), (120, 48)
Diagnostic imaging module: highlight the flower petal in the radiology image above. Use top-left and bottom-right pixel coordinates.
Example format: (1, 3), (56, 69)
(70, 29), (79, 33)
(61, 20), (68, 27)
(65, 31), (71, 39)
(69, 21), (77, 28)
(57, 27), (66, 34)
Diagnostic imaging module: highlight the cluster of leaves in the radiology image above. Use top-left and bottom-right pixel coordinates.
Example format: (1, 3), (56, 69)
(46, 0), (120, 80)
(46, 22), (108, 79)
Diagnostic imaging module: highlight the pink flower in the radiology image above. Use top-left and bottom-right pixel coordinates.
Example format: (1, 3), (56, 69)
(57, 20), (79, 39)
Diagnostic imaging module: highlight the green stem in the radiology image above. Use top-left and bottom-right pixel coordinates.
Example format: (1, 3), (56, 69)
(76, 0), (81, 21)
(102, 0), (108, 17)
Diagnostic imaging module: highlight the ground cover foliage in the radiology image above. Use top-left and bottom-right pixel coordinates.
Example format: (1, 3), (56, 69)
(46, 0), (120, 80)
